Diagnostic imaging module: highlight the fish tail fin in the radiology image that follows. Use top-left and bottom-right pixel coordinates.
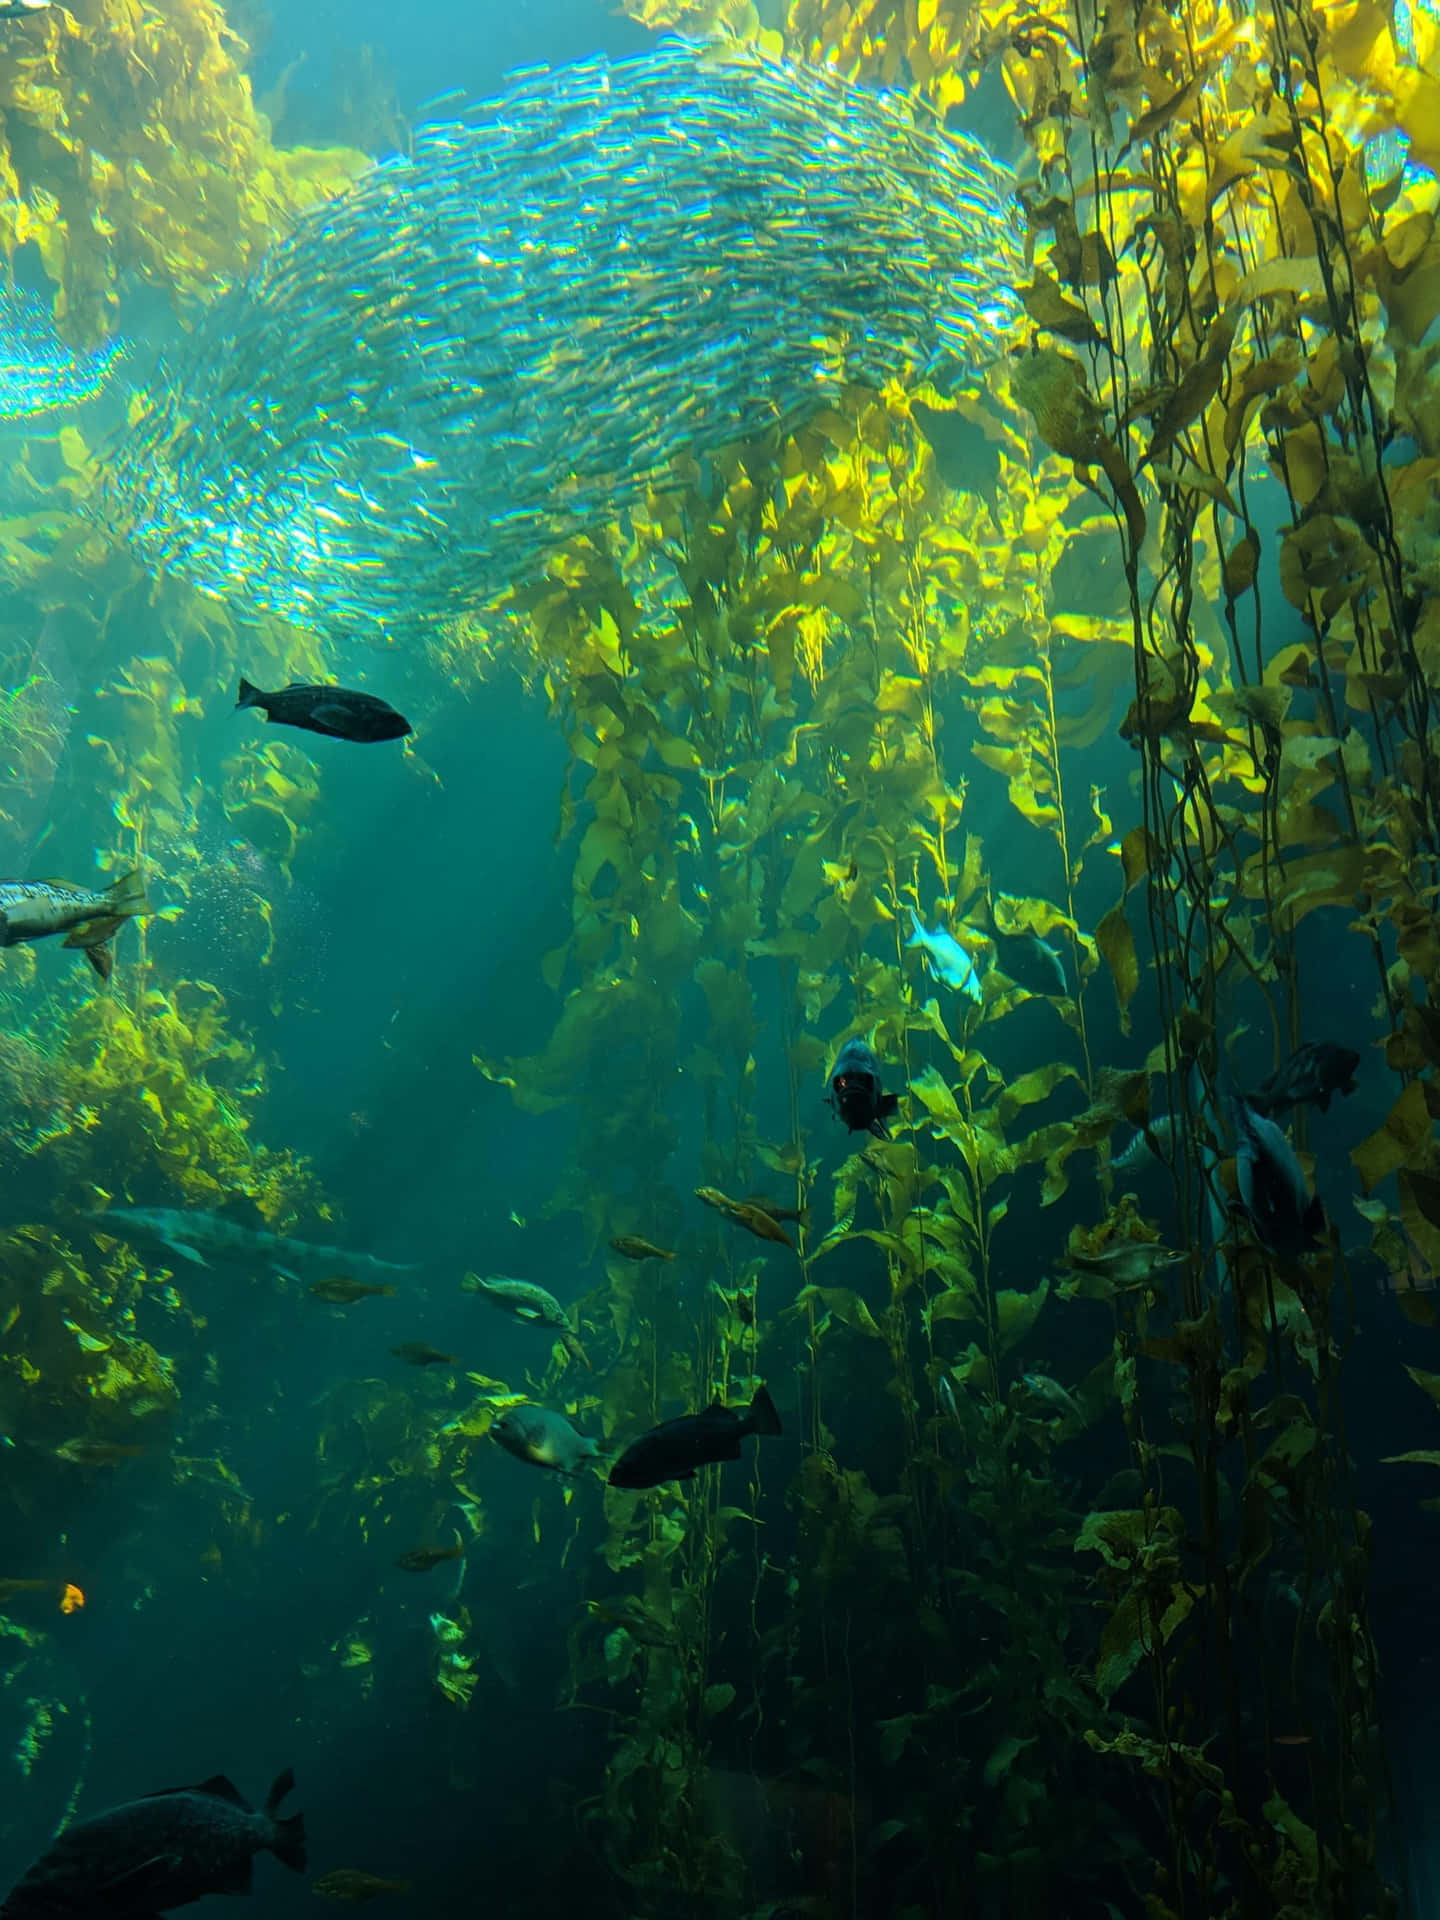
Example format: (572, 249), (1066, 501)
(563, 1331), (592, 1370)
(237, 676), (266, 712)
(271, 1811), (307, 1875)
(103, 868), (150, 921)
(747, 1384), (782, 1438)
(82, 942), (114, 984)
(265, 1767), (296, 1816)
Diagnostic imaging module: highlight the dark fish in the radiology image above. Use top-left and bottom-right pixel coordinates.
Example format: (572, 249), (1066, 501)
(993, 929), (1067, 997)
(1244, 1041), (1360, 1116)
(0, 870), (150, 982)
(0, 1769), (305, 1916)
(390, 1342), (458, 1366)
(0, 2), (50, 18)
(394, 1545), (463, 1573)
(607, 1385), (782, 1489)
(236, 678), (411, 744)
(1230, 1097), (1325, 1258)
(608, 1235), (676, 1262)
(308, 1277), (397, 1304)
(826, 1038), (900, 1139)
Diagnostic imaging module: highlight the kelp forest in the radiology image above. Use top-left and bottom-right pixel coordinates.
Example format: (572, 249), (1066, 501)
(0, 0), (1439, 1917)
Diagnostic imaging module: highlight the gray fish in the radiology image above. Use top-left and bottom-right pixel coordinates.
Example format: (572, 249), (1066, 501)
(85, 1206), (416, 1284)
(492, 1405), (601, 1476)
(0, 870), (149, 982)
(1230, 1098), (1325, 1258)
(0, 1769), (304, 1916)
(461, 1274), (589, 1369)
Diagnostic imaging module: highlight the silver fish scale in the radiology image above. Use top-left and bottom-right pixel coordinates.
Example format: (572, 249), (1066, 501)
(103, 40), (1023, 643)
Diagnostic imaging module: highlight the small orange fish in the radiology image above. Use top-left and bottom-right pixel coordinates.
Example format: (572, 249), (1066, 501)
(394, 1545), (464, 1574)
(728, 1204), (795, 1249)
(309, 1276), (397, 1305)
(694, 1186), (795, 1248)
(740, 1196), (808, 1226)
(0, 1579), (85, 1614)
(609, 1235), (676, 1262)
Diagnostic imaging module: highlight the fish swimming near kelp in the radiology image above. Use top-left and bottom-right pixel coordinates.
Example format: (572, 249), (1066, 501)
(0, 284), (124, 415)
(1244, 1041), (1360, 1117)
(492, 1404), (602, 1476)
(904, 910), (984, 1003)
(53, 1438), (147, 1468)
(608, 1385), (782, 1489)
(461, 1273), (590, 1369)
(308, 1277), (397, 1305)
(694, 1187), (796, 1249)
(0, 870), (150, 982)
(826, 1037), (900, 1138)
(0, 1578), (83, 1613)
(1230, 1097), (1326, 1258)
(236, 679), (412, 744)
(390, 1342), (458, 1367)
(0, 3), (51, 22)
(608, 1235), (676, 1262)
(394, 1544), (464, 1574)
(85, 1206), (416, 1285)
(992, 928), (1067, 997)
(0, 1768), (305, 1916)
(106, 42), (1023, 642)
(1113, 1115), (1179, 1172)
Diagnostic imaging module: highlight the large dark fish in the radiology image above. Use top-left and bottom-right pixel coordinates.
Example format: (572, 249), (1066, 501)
(0, 1769), (305, 1916)
(608, 1386), (782, 1489)
(235, 679), (411, 744)
(1244, 1041), (1360, 1116)
(826, 1039), (899, 1139)
(1230, 1098), (1325, 1259)
(0, 870), (149, 981)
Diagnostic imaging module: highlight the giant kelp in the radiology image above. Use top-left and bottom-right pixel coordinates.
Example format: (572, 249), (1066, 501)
(457, 0), (1440, 1911)
(5, 0), (1440, 1914)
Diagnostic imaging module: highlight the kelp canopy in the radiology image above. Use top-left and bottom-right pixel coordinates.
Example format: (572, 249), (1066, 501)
(2, 0), (1440, 1916)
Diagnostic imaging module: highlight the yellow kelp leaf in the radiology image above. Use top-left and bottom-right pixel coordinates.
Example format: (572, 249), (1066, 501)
(995, 1278), (1049, 1353)
(1094, 905), (1138, 1032)
(997, 1062), (1079, 1126)
(909, 1065), (964, 1131)
(1268, 847), (1366, 925)
(1351, 1081), (1432, 1193)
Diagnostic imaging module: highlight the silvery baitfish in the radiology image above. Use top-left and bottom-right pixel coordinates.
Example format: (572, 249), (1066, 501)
(0, 1769), (305, 1916)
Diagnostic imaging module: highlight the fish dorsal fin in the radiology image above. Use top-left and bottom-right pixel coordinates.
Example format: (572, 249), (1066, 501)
(705, 1398), (725, 1413)
(195, 1774), (250, 1806)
